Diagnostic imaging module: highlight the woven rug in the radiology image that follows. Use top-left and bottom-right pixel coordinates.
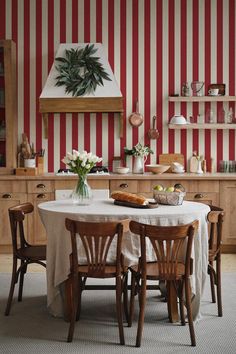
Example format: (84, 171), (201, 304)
(0, 272), (235, 354)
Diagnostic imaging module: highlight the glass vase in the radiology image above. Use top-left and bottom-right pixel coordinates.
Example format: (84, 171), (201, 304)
(72, 176), (92, 205)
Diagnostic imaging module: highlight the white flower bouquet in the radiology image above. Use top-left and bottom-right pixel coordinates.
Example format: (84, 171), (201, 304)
(62, 150), (102, 205)
(62, 150), (102, 178)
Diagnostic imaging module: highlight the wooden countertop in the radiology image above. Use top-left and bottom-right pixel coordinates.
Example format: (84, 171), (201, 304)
(1, 172), (236, 180)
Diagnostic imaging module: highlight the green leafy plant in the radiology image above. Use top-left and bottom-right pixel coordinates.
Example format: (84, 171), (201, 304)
(55, 44), (111, 96)
(124, 142), (153, 157)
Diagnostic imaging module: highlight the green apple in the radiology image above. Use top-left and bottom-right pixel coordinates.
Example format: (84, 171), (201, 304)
(165, 186), (175, 192)
(154, 184), (164, 191)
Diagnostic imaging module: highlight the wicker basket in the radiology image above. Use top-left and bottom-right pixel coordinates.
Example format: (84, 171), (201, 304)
(153, 191), (186, 206)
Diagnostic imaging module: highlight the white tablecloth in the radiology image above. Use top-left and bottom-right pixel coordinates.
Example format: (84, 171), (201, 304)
(38, 199), (210, 319)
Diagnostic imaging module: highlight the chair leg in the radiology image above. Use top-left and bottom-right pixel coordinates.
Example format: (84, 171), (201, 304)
(116, 276), (125, 345)
(216, 255), (223, 317)
(18, 261), (27, 302)
(185, 278), (196, 347)
(122, 273), (129, 324)
(135, 277), (146, 347)
(5, 257), (18, 316)
(178, 281), (185, 326)
(209, 262), (216, 303)
(76, 276), (83, 321)
(128, 271), (136, 327)
(67, 274), (79, 342)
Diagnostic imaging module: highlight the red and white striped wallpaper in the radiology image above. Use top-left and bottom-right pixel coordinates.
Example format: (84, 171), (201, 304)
(0, 0), (235, 172)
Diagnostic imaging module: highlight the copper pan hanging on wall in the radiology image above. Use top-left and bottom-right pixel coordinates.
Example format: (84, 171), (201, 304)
(128, 100), (144, 127)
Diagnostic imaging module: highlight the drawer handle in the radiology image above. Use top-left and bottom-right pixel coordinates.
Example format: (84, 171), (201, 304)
(194, 193), (206, 199)
(37, 193), (46, 199)
(2, 193), (12, 199)
(119, 183), (128, 189)
(37, 183), (46, 189)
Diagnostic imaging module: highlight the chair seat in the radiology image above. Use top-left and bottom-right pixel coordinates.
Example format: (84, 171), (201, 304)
(130, 261), (185, 280)
(18, 245), (46, 261)
(78, 264), (128, 278)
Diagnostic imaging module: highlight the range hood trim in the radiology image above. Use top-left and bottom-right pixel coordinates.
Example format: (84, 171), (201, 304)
(39, 43), (124, 138)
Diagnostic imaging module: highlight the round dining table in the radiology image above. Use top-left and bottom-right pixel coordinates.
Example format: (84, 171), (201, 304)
(38, 199), (210, 320)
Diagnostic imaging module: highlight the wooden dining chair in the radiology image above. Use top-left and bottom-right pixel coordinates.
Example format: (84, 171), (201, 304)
(5, 202), (46, 316)
(128, 220), (198, 347)
(207, 205), (224, 317)
(65, 218), (130, 344)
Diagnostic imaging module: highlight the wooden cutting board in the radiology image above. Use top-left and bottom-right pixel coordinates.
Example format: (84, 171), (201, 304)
(159, 154), (185, 172)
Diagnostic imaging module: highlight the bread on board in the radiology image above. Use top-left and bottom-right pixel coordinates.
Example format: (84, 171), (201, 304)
(111, 191), (148, 205)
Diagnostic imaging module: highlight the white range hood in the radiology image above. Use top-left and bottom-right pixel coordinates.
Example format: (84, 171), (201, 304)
(39, 43), (124, 137)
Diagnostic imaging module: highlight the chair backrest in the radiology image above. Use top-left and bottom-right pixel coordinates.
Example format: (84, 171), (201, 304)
(207, 205), (224, 254)
(130, 220), (198, 280)
(8, 202), (34, 254)
(65, 218), (130, 277)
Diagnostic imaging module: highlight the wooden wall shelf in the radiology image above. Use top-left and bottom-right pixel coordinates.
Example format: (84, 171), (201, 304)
(168, 123), (236, 130)
(169, 96), (236, 102)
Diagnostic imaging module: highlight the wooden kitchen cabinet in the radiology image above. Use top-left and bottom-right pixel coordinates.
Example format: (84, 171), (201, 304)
(220, 181), (236, 252)
(0, 193), (27, 252)
(26, 180), (54, 245)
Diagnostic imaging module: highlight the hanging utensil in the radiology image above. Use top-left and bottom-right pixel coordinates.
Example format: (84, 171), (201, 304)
(148, 116), (159, 139)
(128, 101), (144, 127)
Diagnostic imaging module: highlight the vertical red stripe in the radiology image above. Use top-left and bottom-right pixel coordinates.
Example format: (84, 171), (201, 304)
(144, 0), (151, 165)
(108, 0), (115, 170)
(84, 0), (90, 43)
(47, 0), (54, 172)
(83, 1), (90, 152)
(59, 0), (66, 168)
(228, 0), (235, 161)
(156, 0), (163, 158)
(204, 0), (211, 170)
(180, 0), (187, 168)
(120, 0), (127, 162)
(216, 0), (223, 171)
(96, 0), (103, 162)
(12, 0), (17, 42)
(36, 0), (42, 152)
(72, 0), (79, 151)
(23, 0), (30, 138)
(0, 0), (5, 38)
(132, 0), (139, 147)
(72, 0), (78, 43)
(168, 0), (175, 153)
(192, 0), (199, 155)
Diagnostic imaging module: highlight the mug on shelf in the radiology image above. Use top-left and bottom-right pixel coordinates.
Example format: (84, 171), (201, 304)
(208, 88), (219, 96)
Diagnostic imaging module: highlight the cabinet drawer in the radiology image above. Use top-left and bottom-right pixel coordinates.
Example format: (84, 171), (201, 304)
(185, 192), (219, 205)
(27, 181), (53, 193)
(110, 180), (138, 193)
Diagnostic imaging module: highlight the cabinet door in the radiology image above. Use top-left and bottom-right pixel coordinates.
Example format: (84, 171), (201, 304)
(220, 182), (236, 249)
(27, 192), (54, 245)
(0, 193), (27, 252)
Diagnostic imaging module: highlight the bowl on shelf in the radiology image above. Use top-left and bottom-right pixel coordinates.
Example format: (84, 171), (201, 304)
(115, 166), (129, 174)
(170, 115), (187, 124)
(146, 164), (170, 174)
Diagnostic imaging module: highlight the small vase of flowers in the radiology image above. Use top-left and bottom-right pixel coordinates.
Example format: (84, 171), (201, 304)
(124, 142), (153, 174)
(62, 150), (102, 205)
